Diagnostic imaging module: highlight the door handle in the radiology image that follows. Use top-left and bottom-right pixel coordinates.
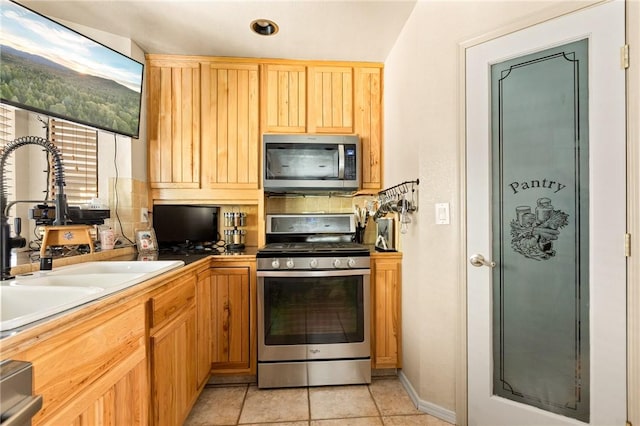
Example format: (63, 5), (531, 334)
(0, 394), (43, 426)
(469, 253), (496, 268)
(338, 144), (345, 179)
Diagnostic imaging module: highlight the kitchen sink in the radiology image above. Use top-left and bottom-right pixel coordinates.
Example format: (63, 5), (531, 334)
(1, 260), (185, 332)
(44, 260), (184, 275)
(0, 286), (103, 332)
(11, 273), (146, 289)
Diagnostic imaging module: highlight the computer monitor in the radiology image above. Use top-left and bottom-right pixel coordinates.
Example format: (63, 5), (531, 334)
(152, 204), (219, 246)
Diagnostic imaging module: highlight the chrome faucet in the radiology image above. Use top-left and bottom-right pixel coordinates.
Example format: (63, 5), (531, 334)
(1, 136), (67, 280)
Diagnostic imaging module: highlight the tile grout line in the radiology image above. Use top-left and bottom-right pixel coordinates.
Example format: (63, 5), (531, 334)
(306, 387), (311, 425)
(235, 384), (250, 425)
(367, 381), (385, 422)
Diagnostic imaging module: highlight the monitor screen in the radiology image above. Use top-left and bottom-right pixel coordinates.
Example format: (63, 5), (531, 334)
(153, 205), (219, 246)
(0, 0), (144, 138)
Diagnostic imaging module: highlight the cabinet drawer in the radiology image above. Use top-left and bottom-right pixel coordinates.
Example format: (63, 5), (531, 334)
(150, 276), (196, 329)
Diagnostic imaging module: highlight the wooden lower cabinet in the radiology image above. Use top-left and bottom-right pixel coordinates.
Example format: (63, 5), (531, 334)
(371, 252), (402, 369)
(209, 260), (256, 375)
(69, 358), (147, 425)
(196, 267), (213, 387)
(3, 299), (148, 425)
(150, 306), (197, 425)
(149, 272), (198, 426)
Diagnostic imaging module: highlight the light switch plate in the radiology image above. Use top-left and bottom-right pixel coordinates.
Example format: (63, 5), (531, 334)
(435, 203), (450, 225)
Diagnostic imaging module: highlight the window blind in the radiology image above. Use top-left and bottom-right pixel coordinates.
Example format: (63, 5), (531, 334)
(0, 104), (16, 191)
(0, 104), (15, 147)
(48, 119), (98, 205)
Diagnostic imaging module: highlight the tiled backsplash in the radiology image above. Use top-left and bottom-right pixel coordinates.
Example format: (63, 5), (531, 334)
(103, 186), (382, 247)
(107, 177), (149, 241)
(265, 194), (379, 244)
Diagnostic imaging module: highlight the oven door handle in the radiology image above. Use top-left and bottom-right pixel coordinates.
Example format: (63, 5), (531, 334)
(257, 269), (370, 278)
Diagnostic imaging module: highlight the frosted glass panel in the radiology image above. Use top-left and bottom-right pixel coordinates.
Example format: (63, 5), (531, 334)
(490, 39), (589, 422)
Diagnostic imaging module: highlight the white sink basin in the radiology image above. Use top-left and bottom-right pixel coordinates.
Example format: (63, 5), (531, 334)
(2, 260), (184, 332)
(12, 273), (146, 289)
(1, 286), (103, 331)
(45, 260), (184, 276)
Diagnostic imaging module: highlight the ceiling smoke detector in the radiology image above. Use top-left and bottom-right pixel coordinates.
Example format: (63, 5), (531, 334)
(251, 19), (279, 36)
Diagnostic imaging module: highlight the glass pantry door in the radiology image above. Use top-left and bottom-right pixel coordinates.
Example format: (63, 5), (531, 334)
(466, 1), (626, 424)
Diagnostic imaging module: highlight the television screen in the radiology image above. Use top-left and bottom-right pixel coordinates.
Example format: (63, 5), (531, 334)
(153, 205), (219, 246)
(0, 0), (144, 138)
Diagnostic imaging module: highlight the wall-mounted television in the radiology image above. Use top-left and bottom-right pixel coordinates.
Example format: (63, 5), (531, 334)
(0, 0), (144, 138)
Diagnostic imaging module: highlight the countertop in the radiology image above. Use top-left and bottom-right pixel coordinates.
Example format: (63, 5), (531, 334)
(8, 246), (260, 275)
(10, 244), (392, 274)
(2, 245), (399, 342)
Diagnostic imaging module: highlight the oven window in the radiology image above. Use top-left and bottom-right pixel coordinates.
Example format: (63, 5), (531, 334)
(263, 276), (364, 345)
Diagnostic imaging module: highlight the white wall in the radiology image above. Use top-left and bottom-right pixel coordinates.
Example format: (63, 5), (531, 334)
(60, 20), (148, 196)
(384, 0), (597, 420)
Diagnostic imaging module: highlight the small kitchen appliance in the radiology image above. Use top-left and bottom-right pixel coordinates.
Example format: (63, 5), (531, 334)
(263, 134), (361, 192)
(256, 213), (371, 388)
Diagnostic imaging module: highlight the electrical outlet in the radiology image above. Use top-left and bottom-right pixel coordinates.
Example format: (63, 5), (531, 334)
(140, 207), (149, 223)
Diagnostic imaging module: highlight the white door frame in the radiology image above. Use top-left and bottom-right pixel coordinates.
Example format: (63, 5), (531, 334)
(625, 1), (640, 424)
(455, 1), (639, 425)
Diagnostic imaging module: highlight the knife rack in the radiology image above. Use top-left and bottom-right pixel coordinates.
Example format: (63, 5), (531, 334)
(373, 179), (419, 222)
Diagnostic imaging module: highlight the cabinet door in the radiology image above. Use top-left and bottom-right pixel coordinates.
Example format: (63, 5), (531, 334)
(26, 303), (148, 426)
(201, 63), (260, 189)
(354, 67), (383, 191)
(371, 255), (402, 369)
(150, 305), (197, 426)
(262, 64), (306, 133)
(149, 273), (198, 426)
(147, 60), (200, 188)
(307, 66), (353, 133)
(67, 359), (147, 425)
(210, 267), (251, 372)
(196, 268), (213, 387)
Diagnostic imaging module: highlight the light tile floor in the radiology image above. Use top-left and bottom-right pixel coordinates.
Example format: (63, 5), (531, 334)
(185, 376), (454, 426)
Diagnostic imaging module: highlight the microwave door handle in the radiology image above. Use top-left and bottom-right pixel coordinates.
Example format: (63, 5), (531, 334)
(338, 144), (345, 179)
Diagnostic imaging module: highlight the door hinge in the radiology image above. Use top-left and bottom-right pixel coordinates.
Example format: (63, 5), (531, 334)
(621, 44), (630, 69)
(625, 233), (631, 257)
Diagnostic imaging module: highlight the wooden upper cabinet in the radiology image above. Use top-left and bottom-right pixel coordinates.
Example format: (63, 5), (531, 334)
(200, 62), (260, 189)
(147, 59), (200, 188)
(307, 66), (353, 133)
(262, 64), (306, 133)
(354, 67), (383, 191)
(146, 56), (383, 198)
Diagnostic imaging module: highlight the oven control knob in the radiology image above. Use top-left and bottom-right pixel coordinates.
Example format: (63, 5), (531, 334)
(309, 258), (318, 269)
(271, 259), (280, 269)
(333, 258), (342, 268)
(347, 258), (356, 268)
(286, 258), (295, 269)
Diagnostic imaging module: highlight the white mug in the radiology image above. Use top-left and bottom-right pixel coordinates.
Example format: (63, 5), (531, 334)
(100, 229), (118, 250)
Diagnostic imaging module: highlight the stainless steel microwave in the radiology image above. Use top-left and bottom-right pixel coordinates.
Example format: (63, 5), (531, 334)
(263, 134), (361, 192)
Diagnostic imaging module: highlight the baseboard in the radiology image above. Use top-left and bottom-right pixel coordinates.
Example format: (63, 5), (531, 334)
(207, 374), (256, 385)
(398, 370), (457, 424)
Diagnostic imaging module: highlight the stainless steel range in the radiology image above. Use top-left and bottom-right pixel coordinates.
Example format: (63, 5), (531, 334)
(257, 214), (371, 388)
